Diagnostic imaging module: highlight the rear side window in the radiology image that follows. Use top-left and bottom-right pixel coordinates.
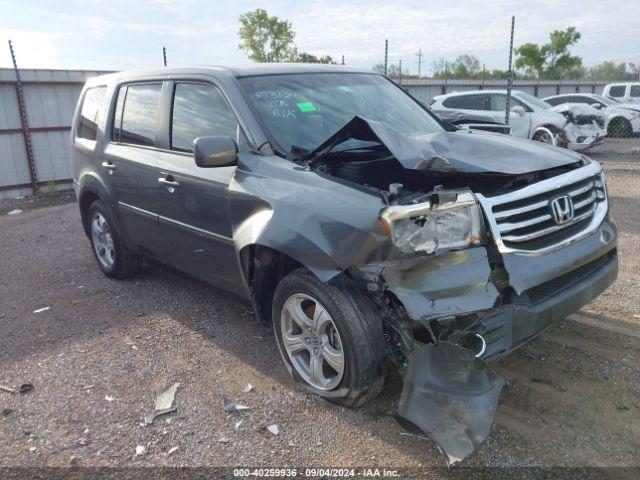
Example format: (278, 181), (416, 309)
(112, 82), (162, 146)
(543, 97), (563, 106)
(443, 94), (487, 110)
(630, 85), (640, 97)
(608, 85), (626, 97)
(170, 82), (240, 152)
(545, 96), (586, 106)
(77, 87), (106, 141)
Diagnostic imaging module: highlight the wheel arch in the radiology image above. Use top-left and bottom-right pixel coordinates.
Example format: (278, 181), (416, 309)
(238, 244), (310, 325)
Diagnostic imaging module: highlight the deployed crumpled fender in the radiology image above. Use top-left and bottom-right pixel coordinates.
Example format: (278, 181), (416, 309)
(398, 342), (505, 466)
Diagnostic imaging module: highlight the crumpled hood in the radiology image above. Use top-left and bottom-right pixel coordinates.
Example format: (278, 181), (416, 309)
(310, 116), (583, 175)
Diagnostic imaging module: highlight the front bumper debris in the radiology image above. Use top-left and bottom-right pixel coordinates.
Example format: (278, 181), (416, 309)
(397, 342), (504, 466)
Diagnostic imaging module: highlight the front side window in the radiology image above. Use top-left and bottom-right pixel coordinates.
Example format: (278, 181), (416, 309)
(113, 83), (162, 146)
(171, 83), (239, 152)
(630, 85), (640, 97)
(239, 73), (442, 154)
(608, 85), (626, 97)
(77, 87), (106, 141)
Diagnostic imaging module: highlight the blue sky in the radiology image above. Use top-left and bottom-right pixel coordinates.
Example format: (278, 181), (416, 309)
(1, 0), (639, 74)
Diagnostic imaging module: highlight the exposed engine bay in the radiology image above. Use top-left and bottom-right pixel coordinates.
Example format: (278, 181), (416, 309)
(296, 115), (584, 200)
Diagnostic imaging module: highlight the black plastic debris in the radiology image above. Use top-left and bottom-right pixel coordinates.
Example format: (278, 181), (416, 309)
(19, 384), (33, 394)
(397, 342), (505, 466)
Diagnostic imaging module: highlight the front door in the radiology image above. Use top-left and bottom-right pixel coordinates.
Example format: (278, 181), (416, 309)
(154, 81), (246, 289)
(486, 94), (531, 139)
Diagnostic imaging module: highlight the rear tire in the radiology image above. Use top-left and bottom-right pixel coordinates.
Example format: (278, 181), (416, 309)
(85, 200), (142, 279)
(607, 118), (633, 138)
(272, 269), (386, 408)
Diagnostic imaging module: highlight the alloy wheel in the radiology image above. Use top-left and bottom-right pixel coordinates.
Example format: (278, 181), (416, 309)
(280, 293), (345, 391)
(91, 212), (115, 269)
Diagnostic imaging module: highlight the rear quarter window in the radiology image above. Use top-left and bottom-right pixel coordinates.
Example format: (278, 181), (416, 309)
(76, 87), (106, 142)
(608, 85), (626, 97)
(630, 85), (640, 98)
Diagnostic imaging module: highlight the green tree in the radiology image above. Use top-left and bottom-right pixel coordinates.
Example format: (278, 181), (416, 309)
(514, 27), (582, 79)
(292, 50), (335, 64)
(431, 55), (481, 78)
(238, 9), (295, 62)
(587, 62), (630, 81)
(372, 63), (411, 78)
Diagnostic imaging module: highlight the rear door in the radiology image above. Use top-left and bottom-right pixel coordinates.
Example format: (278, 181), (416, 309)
(102, 82), (165, 255)
(154, 80), (246, 288)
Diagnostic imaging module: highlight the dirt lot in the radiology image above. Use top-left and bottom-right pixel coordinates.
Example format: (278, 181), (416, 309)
(1, 149), (639, 476)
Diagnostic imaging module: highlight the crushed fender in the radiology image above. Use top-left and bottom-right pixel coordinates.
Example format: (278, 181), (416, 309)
(397, 342), (505, 466)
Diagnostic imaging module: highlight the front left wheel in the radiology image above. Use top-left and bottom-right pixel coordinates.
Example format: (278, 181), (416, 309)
(272, 270), (386, 408)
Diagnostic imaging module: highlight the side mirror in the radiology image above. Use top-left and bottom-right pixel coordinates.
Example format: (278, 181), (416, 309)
(590, 103), (602, 110)
(511, 105), (526, 117)
(194, 136), (238, 168)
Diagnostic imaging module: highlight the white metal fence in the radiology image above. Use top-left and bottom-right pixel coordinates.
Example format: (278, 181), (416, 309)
(0, 68), (108, 199)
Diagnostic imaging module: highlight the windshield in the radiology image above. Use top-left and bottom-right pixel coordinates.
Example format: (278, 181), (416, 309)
(514, 91), (552, 110)
(239, 73), (443, 154)
(591, 94), (619, 106)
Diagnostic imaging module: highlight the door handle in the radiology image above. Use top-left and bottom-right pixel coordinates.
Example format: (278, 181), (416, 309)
(101, 161), (117, 171)
(158, 177), (180, 188)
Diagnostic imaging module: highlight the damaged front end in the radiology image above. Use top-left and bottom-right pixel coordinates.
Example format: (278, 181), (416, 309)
(313, 118), (617, 465)
(233, 110), (617, 466)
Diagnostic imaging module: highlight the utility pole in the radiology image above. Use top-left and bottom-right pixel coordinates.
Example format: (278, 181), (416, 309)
(505, 16), (515, 125)
(384, 39), (388, 76)
(163, 46), (167, 67)
(8, 40), (38, 195)
(416, 49), (423, 77)
(398, 59), (402, 85)
(341, 55), (345, 66)
(481, 63), (486, 88)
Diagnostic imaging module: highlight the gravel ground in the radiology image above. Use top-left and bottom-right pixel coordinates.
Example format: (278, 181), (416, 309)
(0, 150), (639, 475)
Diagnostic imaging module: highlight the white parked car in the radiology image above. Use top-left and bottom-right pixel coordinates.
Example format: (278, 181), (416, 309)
(603, 82), (640, 104)
(430, 89), (605, 150)
(544, 93), (640, 137)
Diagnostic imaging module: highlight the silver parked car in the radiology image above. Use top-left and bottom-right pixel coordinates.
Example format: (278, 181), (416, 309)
(431, 89), (605, 150)
(544, 93), (640, 137)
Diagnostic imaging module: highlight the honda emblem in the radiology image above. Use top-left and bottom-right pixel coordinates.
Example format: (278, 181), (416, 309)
(550, 195), (574, 225)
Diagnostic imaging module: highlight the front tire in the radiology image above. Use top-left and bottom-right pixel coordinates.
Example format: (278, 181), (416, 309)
(532, 127), (558, 146)
(272, 270), (386, 408)
(86, 200), (142, 279)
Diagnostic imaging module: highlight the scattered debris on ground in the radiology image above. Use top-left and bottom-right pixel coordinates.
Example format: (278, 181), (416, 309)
(267, 424), (280, 436)
(144, 382), (179, 425)
(223, 397), (250, 413)
(32, 307), (50, 314)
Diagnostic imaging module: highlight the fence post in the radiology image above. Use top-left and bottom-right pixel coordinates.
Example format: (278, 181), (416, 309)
(8, 40), (38, 195)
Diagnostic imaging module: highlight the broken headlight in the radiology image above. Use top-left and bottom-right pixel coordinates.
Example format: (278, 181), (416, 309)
(380, 192), (483, 254)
